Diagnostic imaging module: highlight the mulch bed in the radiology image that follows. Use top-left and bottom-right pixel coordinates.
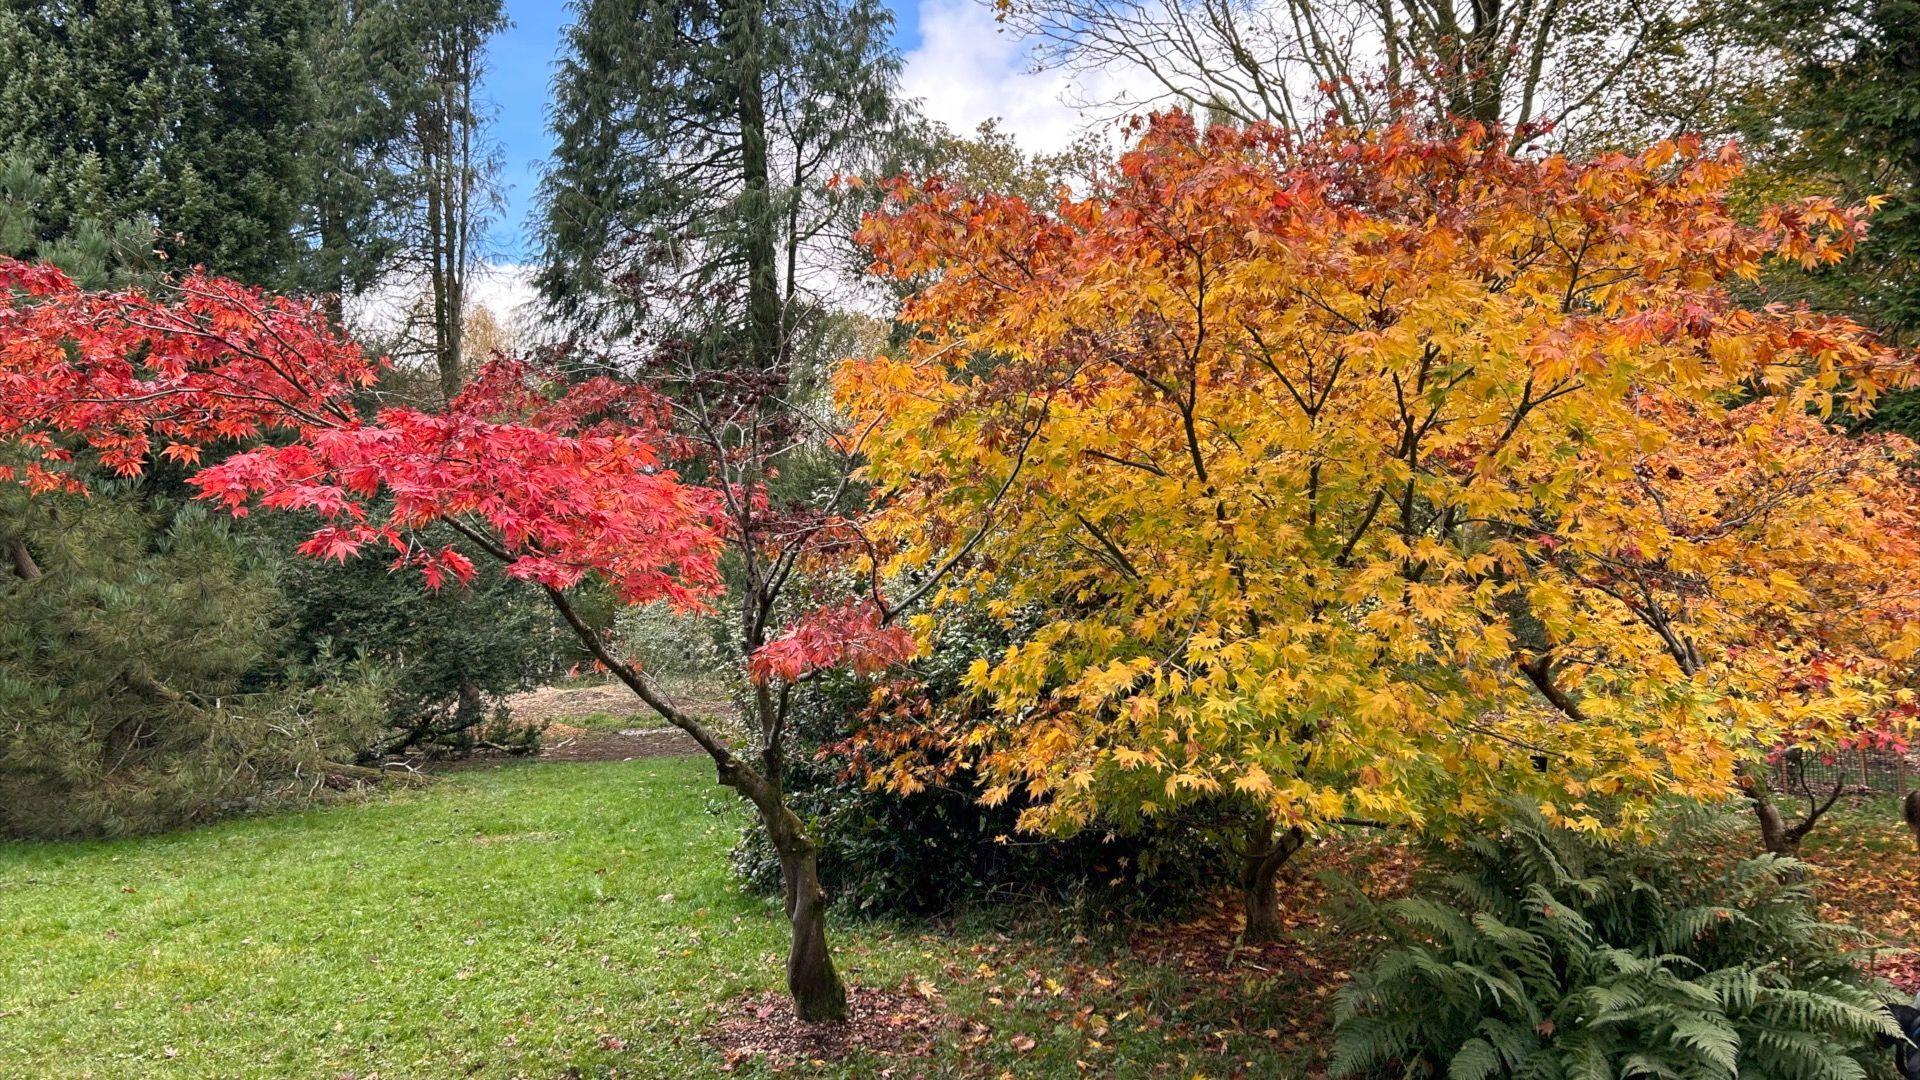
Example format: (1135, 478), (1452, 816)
(707, 982), (948, 1071)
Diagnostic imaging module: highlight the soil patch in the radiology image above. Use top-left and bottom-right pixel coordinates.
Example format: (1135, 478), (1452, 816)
(505, 679), (732, 728)
(707, 982), (948, 1071)
(537, 722), (702, 763)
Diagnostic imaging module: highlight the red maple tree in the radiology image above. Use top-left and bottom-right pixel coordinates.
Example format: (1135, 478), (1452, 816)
(0, 257), (889, 1021)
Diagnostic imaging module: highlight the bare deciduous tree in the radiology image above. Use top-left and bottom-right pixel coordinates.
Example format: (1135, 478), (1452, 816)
(991, 0), (1758, 148)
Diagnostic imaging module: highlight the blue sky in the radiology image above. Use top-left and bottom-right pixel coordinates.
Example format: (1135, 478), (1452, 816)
(479, 0), (1140, 264)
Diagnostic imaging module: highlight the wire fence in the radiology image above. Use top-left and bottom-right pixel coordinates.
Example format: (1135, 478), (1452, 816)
(1772, 748), (1918, 799)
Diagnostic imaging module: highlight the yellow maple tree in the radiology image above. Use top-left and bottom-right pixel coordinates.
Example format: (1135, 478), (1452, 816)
(838, 114), (1920, 937)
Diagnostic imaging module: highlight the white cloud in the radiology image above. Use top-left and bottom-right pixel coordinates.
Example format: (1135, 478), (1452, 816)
(344, 262), (542, 351)
(468, 262), (540, 331)
(901, 0), (1160, 153)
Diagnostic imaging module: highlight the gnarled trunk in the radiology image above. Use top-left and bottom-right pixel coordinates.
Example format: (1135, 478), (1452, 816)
(1239, 818), (1305, 944)
(715, 750), (849, 1022)
(1740, 763), (1842, 855)
(778, 842), (847, 1022)
(754, 789), (846, 1021)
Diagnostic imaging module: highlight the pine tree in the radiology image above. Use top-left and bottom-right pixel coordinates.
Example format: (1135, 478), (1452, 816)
(0, 151), (155, 287)
(0, 487), (390, 840)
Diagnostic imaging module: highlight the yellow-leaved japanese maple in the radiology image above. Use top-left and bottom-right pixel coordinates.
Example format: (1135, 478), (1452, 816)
(838, 113), (1920, 938)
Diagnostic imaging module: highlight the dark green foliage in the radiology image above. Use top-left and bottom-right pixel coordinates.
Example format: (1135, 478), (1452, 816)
(730, 609), (1241, 917)
(0, 0), (320, 285)
(1332, 807), (1898, 1079)
(728, 677), (1242, 918)
(1865, 389), (1920, 443)
(538, 0), (903, 338)
(1735, 0), (1920, 364)
(297, 0), (411, 305)
(0, 489), (388, 839)
(264, 513), (562, 757)
(0, 151), (157, 287)
(0, 134), (400, 838)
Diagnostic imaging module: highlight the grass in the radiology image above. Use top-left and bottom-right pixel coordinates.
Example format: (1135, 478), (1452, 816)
(0, 757), (1329, 1079)
(8, 759), (1907, 1079)
(3, 759), (791, 1078)
(567, 710), (655, 732)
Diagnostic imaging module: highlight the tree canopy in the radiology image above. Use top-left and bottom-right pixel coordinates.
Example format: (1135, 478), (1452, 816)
(838, 114), (1920, 849)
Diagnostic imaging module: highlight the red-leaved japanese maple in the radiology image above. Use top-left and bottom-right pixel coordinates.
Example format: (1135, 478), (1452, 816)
(0, 258), (888, 1021)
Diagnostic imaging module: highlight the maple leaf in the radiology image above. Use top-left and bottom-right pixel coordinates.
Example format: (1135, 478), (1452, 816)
(749, 601), (917, 685)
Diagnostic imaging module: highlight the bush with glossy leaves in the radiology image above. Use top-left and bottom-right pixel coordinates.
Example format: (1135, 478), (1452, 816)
(731, 604), (1245, 917)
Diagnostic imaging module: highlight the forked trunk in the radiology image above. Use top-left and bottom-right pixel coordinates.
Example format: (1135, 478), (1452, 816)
(1740, 765), (1840, 855)
(777, 842), (847, 1021)
(1751, 792), (1794, 855)
(1239, 819), (1305, 944)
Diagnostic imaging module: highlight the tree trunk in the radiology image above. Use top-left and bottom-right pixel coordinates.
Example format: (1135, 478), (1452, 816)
(728, 0), (782, 375)
(1751, 789), (1793, 854)
(1740, 764), (1797, 853)
(719, 1), (840, 1019)
(456, 679), (485, 731)
(778, 842), (848, 1022)
(752, 791), (847, 1021)
(5, 532), (41, 581)
(1741, 764), (1843, 855)
(1239, 818), (1305, 944)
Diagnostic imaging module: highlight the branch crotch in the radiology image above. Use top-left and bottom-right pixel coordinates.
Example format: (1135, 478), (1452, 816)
(1240, 821), (1306, 944)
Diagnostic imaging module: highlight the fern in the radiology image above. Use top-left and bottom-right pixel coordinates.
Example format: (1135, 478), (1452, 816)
(1331, 805), (1900, 1079)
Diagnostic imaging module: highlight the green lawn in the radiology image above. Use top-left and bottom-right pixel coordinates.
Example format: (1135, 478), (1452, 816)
(0, 758), (1327, 1079)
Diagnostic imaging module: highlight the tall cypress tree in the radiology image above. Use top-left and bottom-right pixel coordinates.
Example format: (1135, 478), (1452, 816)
(298, 0), (401, 313)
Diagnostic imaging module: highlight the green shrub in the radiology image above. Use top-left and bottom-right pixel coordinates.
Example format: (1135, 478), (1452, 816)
(1332, 806), (1898, 1079)
(264, 510), (561, 757)
(614, 601), (727, 680)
